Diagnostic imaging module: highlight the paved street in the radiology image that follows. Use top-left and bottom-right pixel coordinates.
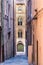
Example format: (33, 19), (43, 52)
(0, 55), (29, 65)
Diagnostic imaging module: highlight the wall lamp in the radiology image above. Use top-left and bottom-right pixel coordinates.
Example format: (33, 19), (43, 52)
(33, 9), (37, 20)
(35, 9), (37, 12)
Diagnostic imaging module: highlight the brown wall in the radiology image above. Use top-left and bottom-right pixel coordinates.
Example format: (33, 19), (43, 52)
(30, 0), (43, 65)
(31, 8), (43, 65)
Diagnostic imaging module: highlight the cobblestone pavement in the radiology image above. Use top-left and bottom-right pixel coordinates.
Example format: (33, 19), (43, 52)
(0, 55), (29, 65)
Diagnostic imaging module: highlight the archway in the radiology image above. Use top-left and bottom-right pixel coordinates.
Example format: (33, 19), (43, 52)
(17, 41), (24, 52)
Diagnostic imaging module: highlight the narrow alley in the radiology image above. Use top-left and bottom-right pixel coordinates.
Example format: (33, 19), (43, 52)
(1, 55), (29, 65)
(0, 0), (43, 65)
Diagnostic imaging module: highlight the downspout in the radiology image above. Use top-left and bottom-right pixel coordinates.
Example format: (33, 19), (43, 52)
(13, 0), (16, 56)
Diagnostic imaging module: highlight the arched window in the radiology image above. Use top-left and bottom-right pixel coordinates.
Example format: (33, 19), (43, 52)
(18, 6), (22, 11)
(18, 30), (22, 38)
(17, 41), (24, 52)
(18, 17), (22, 25)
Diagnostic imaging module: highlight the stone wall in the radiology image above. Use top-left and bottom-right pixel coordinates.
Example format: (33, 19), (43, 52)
(2, 0), (14, 60)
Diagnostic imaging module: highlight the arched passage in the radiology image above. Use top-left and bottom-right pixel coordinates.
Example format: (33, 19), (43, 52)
(17, 41), (24, 52)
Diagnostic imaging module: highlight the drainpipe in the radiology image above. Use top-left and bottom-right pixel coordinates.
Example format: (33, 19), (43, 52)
(13, 0), (15, 56)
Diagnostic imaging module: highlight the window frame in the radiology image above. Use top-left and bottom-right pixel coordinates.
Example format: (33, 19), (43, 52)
(18, 16), (22, 26)
(18, 30), (22, 38)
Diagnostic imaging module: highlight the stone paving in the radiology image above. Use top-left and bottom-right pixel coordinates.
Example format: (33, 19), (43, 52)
(0, 55), (29, 65)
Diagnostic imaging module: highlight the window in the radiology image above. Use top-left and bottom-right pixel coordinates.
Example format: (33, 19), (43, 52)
(18, 6), (22, 11)
(8, 32), (11, 39)
(18, 30), (22, 38)
(18, 17), (22, 25)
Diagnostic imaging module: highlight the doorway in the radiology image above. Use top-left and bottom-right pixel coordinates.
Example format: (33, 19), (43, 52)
(37, 41), (38, 65)
(16, 41), (25, 55)
(0, 30), (1, 62)
(32, 34), (35, 63)
(17, 43), (24, 52)
(0, 27), (4, 62)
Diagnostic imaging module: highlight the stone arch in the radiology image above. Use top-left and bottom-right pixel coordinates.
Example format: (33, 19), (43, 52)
(17, 41), (24, 52)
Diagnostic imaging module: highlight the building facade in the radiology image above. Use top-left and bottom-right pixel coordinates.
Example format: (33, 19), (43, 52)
(0, 0), (4, 62)
(0, 0), (1, 62)
(31, 0), (43, 65)
(27, 0), (43, 65)
(0, 0), (14, 61)
(14, 0), (26, 55)
(26, 0), (32, 56)
(4, 0), (14, 60)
